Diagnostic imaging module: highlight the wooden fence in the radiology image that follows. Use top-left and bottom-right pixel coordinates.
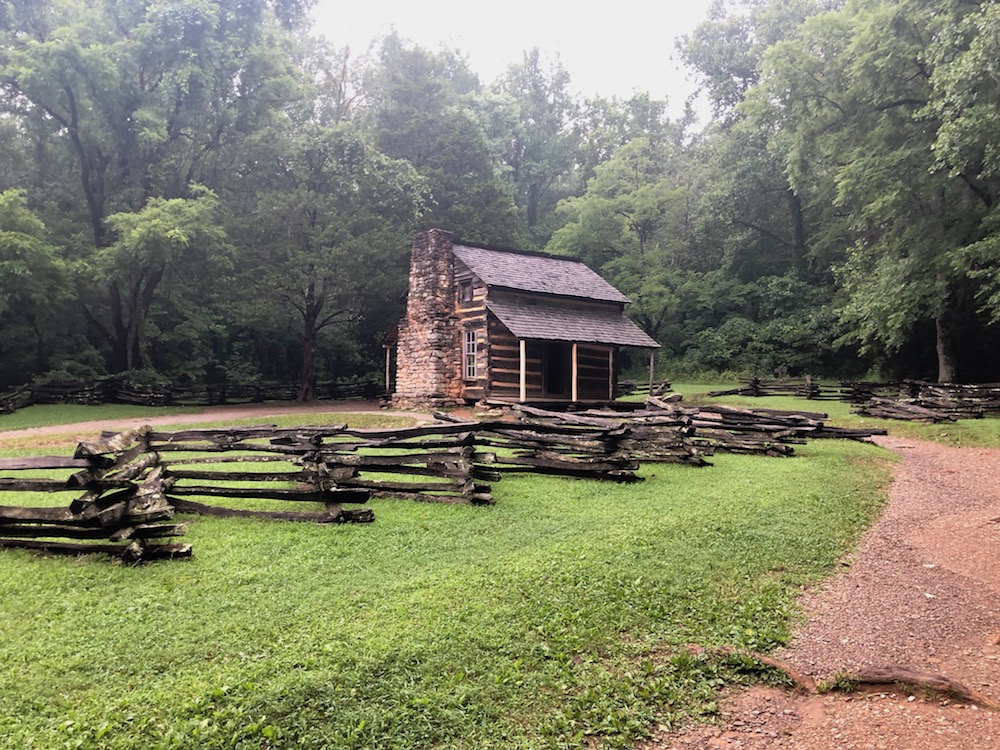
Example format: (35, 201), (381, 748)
(1, 415), (692, 562)
(0, 377), (383, 414)
(0, 428), (192, 562)
(505, 398), (883, 459)
(710, 378), (1000, 422)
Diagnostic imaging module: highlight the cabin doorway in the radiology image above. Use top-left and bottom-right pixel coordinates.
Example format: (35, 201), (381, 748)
(542, 341), (572, 397)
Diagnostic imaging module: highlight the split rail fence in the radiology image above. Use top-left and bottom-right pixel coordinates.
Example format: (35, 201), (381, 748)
(0, 376), (382, 414)
(709, 378), (1000, 422)
(1, 400), (885, 562)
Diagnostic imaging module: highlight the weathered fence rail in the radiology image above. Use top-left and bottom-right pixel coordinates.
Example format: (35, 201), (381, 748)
(2, 415), (678, 561)
(0, 376), (383, 415)
(706, 378), (1000, 422)
(0, 428), (191, 562)
(503, 397), (885, 460)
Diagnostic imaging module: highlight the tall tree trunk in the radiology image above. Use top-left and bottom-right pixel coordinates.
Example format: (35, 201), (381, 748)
(297, 286), (321, 403)
(935, 276), (958, 383)
(787, 189), (808, 278)
(109, 282), (130, 373)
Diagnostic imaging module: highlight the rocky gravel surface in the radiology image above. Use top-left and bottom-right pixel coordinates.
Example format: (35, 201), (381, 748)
(646, 436), (1000, 749)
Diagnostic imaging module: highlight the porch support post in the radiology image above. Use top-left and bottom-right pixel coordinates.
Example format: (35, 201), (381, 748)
(608, 347), (614, 400)
(571, 342), (579, 402)
(519, 339), (527, 403)
(648, 349), (655, 395)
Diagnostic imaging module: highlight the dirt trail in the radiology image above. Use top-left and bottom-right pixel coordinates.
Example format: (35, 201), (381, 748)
(647, 436), (1000, 749)
(0, 400), (433, 443)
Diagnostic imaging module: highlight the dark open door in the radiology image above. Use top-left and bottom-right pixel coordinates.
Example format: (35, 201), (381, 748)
(542, 341), (572, 397)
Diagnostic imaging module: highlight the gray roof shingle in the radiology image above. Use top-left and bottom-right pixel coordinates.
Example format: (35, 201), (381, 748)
(487, 298), (660, 348)
(453, 244), (630, 303)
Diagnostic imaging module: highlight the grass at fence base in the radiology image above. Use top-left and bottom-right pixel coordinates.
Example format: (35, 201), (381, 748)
(0, 432), (891, 749)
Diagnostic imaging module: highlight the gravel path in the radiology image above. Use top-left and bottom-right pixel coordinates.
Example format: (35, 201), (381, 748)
(647, 436), (1000, 749)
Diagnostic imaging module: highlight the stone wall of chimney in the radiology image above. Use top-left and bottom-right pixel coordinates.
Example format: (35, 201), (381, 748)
(392, 229), (464, 408)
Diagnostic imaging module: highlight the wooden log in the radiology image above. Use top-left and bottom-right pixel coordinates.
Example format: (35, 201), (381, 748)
(0, 524), (119, 540)
(320, 447), (473, 466)
(125, 467), (174, 524)
(645, 394), (683, 409)
(490, 455), (642, 481)
(164, 468), (309, 483)
(101, 451), (160, 484)
(0, 456), (109, 471)
(167, 485), (370, 503)
(73, 487), (135, 518)
(149, 425), (345, 443)
(343, 422), (482, 440)
(75, 427), (148, 458)
(0, 505), (81, 524)
(152, 442), (305, 455)
(510, 403), (625, 428)
(159, 454), (297, 465)
(372, 490), (495, 505)
(0, 478), (79, 493)
(0, 538), (136, 556)
(109, 523), (187, 541)
(334, 477), (471, 493)
(851, 666), (1000, 709)
(169, 497), (373, 523)
(67, 447), (143, 487)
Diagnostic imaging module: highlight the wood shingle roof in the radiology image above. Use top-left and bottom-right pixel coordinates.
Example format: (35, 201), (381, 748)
(452, 244), (630, 303)
(487, 297), (660, 349)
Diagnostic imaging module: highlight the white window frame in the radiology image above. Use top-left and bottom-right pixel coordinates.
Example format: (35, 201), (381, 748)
(463, 330), (478, 380)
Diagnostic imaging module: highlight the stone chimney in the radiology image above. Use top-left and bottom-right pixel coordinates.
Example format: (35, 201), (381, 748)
(392, 229), (464, 408)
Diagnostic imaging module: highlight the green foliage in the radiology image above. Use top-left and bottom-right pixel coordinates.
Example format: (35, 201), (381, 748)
(5, 0), (1000, 399)
(747, 0), (1000, 381)
(0, 189), (76, 386)
(491, 49), (580, 248)
(361, 32), (521, 245)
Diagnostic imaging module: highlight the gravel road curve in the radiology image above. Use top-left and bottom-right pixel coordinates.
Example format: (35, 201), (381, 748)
(646, 436), (1000, 750)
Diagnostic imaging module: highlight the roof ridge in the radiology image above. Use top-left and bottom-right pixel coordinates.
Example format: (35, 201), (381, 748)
(453, 240), (584, 264)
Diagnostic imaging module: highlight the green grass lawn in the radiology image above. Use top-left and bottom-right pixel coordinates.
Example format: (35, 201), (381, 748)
(0, 402), (900, 749)
(0, 403), (203, 432)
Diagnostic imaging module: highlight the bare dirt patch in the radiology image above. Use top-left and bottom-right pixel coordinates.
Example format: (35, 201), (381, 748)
(0, 400), (433, 445)
(645, 436), (1000, 750)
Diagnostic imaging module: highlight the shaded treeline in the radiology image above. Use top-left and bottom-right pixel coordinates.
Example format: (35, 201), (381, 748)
(2, 0), (999, 396)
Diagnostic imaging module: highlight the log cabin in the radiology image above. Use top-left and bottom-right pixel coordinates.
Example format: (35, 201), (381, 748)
(390, 228), (659, 408)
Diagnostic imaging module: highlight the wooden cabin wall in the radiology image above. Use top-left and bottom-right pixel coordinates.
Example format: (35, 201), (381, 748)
(576, 343), (614, 400)
(454, 262), (489, 402)
(485, 316), (614, 402)
(487, 318), (544, 399)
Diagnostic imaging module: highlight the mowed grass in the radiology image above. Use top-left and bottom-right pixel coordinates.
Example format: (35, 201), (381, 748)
(0, 403), (202, 431)
(0, 404), (896, 748)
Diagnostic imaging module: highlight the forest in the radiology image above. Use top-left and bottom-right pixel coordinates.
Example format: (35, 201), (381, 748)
(1, 0), (999, 397)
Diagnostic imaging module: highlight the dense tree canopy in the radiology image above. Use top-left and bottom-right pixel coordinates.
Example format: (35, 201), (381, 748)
(0, 0), (998, 393)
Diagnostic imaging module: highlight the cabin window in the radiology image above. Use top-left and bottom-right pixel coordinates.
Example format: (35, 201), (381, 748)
(463, 330), (478, 380)
(458, 280), (473, 305)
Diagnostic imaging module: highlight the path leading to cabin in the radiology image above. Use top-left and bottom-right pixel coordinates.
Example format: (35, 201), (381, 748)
(0, 400), (434, 443)
(647, 436), (1000, 750)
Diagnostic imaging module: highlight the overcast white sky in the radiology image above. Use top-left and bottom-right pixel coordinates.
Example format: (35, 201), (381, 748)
(310, 1), (718, 118)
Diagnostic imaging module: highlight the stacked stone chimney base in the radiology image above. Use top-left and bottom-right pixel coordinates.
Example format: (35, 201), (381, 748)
(392, 229), (465, 409)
